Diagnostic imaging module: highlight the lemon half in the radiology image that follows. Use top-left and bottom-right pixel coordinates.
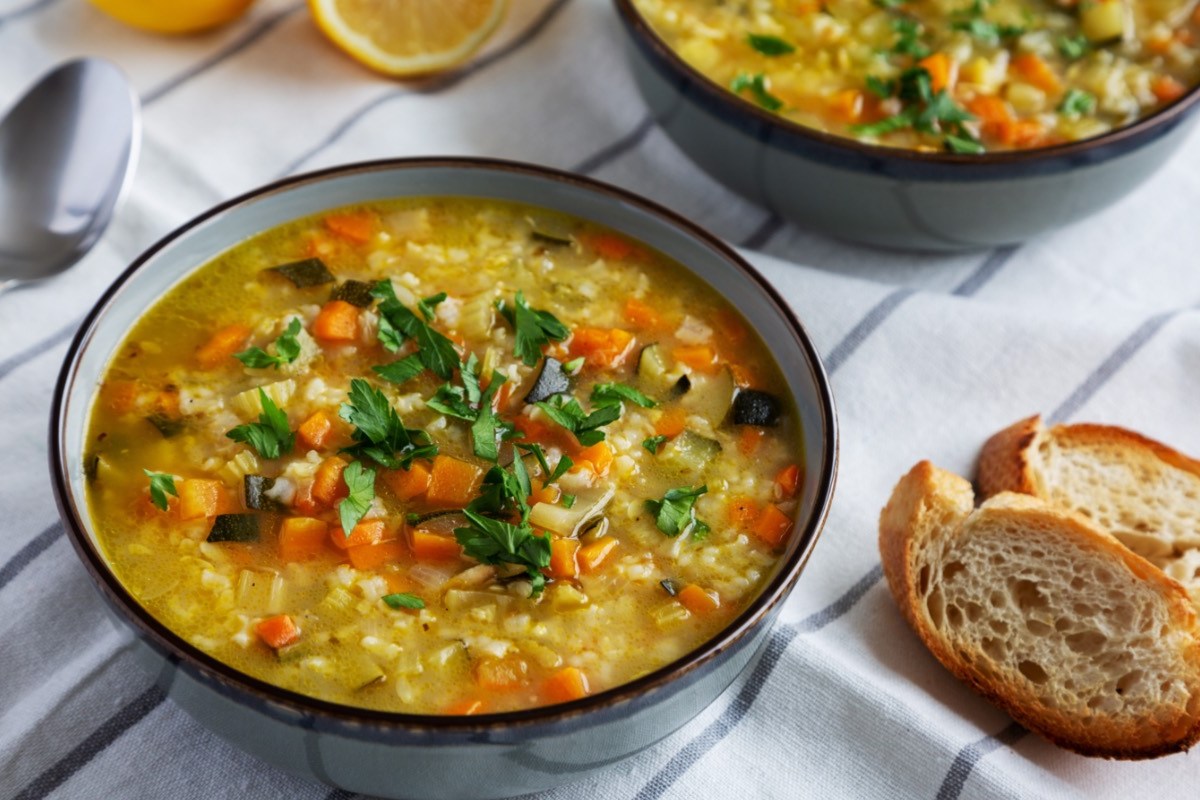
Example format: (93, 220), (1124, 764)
(88, 0), (257, 34)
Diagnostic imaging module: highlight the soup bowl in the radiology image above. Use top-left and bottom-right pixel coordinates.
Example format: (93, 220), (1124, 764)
(50, 158), (838, 799)
(615, 0), (1200, 252)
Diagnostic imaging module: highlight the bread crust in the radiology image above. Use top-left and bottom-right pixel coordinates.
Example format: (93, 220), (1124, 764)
(879, 461), (1200, 759)
(976, 414), (1042, 497)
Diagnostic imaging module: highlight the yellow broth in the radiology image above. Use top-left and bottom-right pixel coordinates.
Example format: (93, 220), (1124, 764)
(85, 198), (804, 714)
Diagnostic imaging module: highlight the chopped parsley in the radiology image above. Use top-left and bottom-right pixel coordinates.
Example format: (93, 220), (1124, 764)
(1058, 88), (1096, 117)
(562, 356), (585, 374)
(425, 355), (512, 461)
(143, 470), (177, 511)
(591, 382), (657, 409)
(338, 460), (375, 536)
(534, 394), (620, 447)
(747, 34), (795, 56)
(226, 388), (294, 459)
(372, 281), (458, 379)
(851, 66), (979, 153)
(496, 291), (570, 367)
(643, 435), (668, 454)
(234, 318), (303, 370)
(383, 593), (425, 610)
(730, 73), (784, 111)
(865, 75), (896, 99)
(1058, 34), (1089, 60)
(945, 134), (985, 153)
(516, 441), (572, 484)
(891, 18), (931, 59)
(416, 292), (447, 322)
(339, 378), (437, 469)
(373, 354), (425, 385)
(951, 18), (1024, 44)
(645, 485), (709, 538)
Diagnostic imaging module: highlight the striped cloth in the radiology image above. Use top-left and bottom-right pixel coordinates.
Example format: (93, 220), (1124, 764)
(3, 0), (1200, 797)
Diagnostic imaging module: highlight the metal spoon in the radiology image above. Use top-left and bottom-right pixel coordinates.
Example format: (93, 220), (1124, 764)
(0, 58), (140, 295)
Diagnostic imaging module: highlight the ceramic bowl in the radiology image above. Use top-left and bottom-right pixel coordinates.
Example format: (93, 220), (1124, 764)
(50, 159), (838, 799)
(615, 0), (1200, 251)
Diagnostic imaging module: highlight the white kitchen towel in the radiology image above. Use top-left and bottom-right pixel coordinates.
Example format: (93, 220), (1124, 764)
(3, 1), (1200, 798)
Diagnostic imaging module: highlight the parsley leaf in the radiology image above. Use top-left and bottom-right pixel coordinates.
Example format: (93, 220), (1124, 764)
(471, 374), (507, 461)
(496, 291), (570, 367)
(234, 318), (303, 370)
(591, 382), (657, 409)
(645, 485), (709, 538)
(339, 378), (437, 469)
(1058, 34), (1089, 60)
(866, 75), (896, 99)
(534, 394), (620, 447)
(892, 18), (931, 58)
(1058, 88), (1096, 117)
(377, 313), (404, 354)
(516, 442), (572, 484)
(425, 356), (511, 461)
(730, 73), (784, 111)
(643, 435), (668, 454)
(373, 354), (425, 385)
(416, 292), (447, 322)
(383, 593), (425, 610)
(944, 133), (985, 153)
(372, 281), (459, 379)
(455, 509), (551, 596)
(338, 460), (375, 536)
(951, 19), (1023, 44)
(143, 470), (178, 511)
(562, 356), (585, 373)
(226, 388), (295, 459)
(747, 33), (795, 56)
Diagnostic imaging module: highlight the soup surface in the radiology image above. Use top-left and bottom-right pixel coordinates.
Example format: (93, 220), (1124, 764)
(85, 198), (804, 714)
(634, 0), (1200, 152)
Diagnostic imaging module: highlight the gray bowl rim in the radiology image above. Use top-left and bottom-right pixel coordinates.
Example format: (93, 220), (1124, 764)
(614, 0), (1200, 176)
(49, 156), (839, 737)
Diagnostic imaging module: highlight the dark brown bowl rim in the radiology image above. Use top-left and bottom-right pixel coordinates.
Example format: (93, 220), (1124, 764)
(614, 0), (1200, 166)
(50, 156), (839, 735)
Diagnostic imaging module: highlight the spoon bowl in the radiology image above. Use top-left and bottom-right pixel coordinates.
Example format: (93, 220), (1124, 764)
(0, 58), (140, 290)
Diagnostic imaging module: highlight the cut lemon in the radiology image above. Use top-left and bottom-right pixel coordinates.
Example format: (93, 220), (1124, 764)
(88, 0), (256, 34)
(309, 0), (507, 77)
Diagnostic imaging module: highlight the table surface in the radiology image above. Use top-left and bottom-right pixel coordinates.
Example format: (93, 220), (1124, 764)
(3, 1), (1200, 798)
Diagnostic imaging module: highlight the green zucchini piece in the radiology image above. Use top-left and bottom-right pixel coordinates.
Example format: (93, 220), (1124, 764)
(269, 258), (335, 288)
(658, 430), (722, 479)
(524, 357), (570, 403)
(331, 279), (375, 308)
(527, 213), (575, 246)
(679, 367), (735, 426)
(732, 389), (782, 427)
(145, 413), (184, 438)
(636, 343), (680, 399)
(207, 513), (261, 543)
(244, 475), (281, 511)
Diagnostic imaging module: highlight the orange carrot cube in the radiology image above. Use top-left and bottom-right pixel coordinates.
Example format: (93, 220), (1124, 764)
(426, 455), (484, 507)
(311, 456), (349, 507)
(577, 536), (617, 573)
(178, 479), (234, 520)
(297, 410), (334, 451)
(331, 518), (387, 550)
(255, 614), (299, 649)
(279, 517), (329, 561)
(548, 538), (579, 579)
(753, 503), (793, 548)
(381, 461), (433, 502)
(347, 539), (406, 571)
(541, 667), (590, 704)
(312, 300), (359, 344)
(410, 529), (464, 561)
(677, 584), (720, 615)
(196, 324), (251, 369)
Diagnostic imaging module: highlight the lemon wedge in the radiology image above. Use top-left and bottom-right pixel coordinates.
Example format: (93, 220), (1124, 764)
(88, 0), (257, 34)
(309, 0), (507, 77)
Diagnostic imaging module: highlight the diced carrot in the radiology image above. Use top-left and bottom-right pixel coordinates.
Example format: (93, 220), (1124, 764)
(677, 584), (720, 615)
(292, 482), (321, 516)
(410, 529), (464, 561)
(1011, 53), (1061, 96)
(178, 479), (234, 520)
(297, 410), (334, 451)
(739, 427), (765, 456)
(570, 328), (637, 369)
(529, 479), (561, 506)
(1153, 75), (1188, 104)
(654, 407), (689, 439)
(918, 53), (954, 94)
(541, 667), (590, 704)
(255, 614), (299, 649)
(323, 211), (375, 244)
(574, 442), (613, 477)
(196, 324), (251, 369)
(381, 461), (433, 502)
(474, 656), (529, 690)
(313, 300), (360, 344)
(347, 539), (406, 571)
(548, 538), (579, 579)
(966, 95), (1014, 143)
(1001, 118), (1047, 149)
(577, 536), (618, 573)
(444, 698), (488, 715)
(728, 362), (761, 389)
(426, 455), (484, 507)
(727, 496), (759, 529)
(584, 232), (637, 261)
(102, 380), (140, 415)
(775, 464), (803, 500)
(753, 503), (793, 547)
(311, 456), (349, 507)
(331, 518), (387, 550)
(673, 345), (719, 374)
(623, 297), (662, 330)
(383, 572), (416, 594)
(714, 308), (749, 346)
(279, 517), (329, 561)
(827, 89), (864, 123)
(1147, 33), (1175, 55)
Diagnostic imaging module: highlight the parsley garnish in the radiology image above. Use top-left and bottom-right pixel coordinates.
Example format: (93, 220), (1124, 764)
(944, 134), (985, 153)
(534, 394), (620, 447)
(372, 281), (458, 379)
(951, 18), (1024, 44)
(471, 375), (508, 462)
(226, 388), (294, 459)
(851, 66), (978, 152)
(234, 318), (303, 370)
(495, 291), (570, 367)
(383, 593), (425, 610)
(1058, 34), (1089, 60)
(338, 460), (375, 536)
(643, 435), (668, 454)
(591, 382), (657, 409)
(645, 485), (709, 538)
(143, 470), (177, 511)
(747, 34), (795, 56)
(516, 442), (573, 484)
(891, 18), (931, 58)
(1058, 88), (1096, 117)
(563, 356), (585, 373)
(339, 378), (437, 469)
(730, 73), (784, 111)
(416, 292), (447, 322)
(373, 354), (425, 385)
(425, 355), (511, 461)
(865, 75), (896, 99)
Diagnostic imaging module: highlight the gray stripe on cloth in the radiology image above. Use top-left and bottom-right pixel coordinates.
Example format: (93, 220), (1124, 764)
(739, 214), (784, 250)
(569, 115), (655, 175)
(823, 287), (915, 374)
(141, 2), (305, 106)
(275, 0), (573, 178)
(0, 521), (62, 592)
(0, 316), (81, 382)
(12, 684), (166, 800)
(935, 722), (1029, 800)
(951, 246), (1018, 297)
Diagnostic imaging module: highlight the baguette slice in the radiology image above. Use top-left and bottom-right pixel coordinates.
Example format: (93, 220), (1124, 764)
(979, 415), (1200, 603)
(879, 461), (1200, 758)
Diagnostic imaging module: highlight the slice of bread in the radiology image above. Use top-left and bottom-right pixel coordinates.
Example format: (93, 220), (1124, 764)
(979, 415), (1200, 604)
(879, 461), (1200, 758)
